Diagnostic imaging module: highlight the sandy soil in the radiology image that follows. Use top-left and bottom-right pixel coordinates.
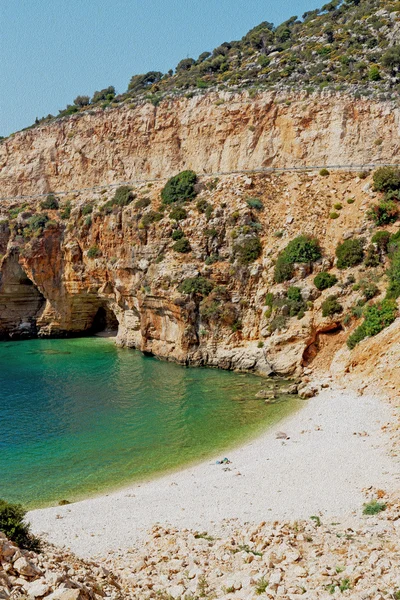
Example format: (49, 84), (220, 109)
(28, 387), (400, 558)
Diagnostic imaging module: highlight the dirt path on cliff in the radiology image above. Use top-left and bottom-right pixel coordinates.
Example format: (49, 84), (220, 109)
(28, 387), (400, 558)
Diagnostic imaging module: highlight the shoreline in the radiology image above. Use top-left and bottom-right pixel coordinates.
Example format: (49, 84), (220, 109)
(28, 386), (400, 558)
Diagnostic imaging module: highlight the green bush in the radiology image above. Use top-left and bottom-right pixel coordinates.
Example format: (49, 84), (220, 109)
(87, 246), (101, 258)
(387, 248), (400, 299)
(233, 237), (262, 265)
(334, 203), (343, 210)
(112, 186), (135, 207)
(161, 170), (197, 204)
(319, 168), (330, 176)
(40, 194), (59, 210)
(336, 238), (364, 269)
(373, 167), (400, 193)
(364, 244), (380, 267)
(347, 197), (355, 204)
(274, 235), (322, 283)
(81, 203), (93, 216)
(321, 295), (343, 318)
(314, 272), (338, 290)
(196, 199), (209, 213)
(329, 212), (340, 219)
(0, 499), (39, 550)
(28, 213), (49, 232)
(60, 201), (72, 219)
(363, 500), (386, 515)
(286, 286), (306, 317)
(171, 229), (184, 240)
(246, 197), (263, 210)
(361, 281), (379, 300)
(169, 206), (187, 221)
(347, 299), (397, 348)
(368, 200), (398, 226)
(371, 230), (391, 254)
(178, 277), (214, 296)
(172, 238), (191, 253)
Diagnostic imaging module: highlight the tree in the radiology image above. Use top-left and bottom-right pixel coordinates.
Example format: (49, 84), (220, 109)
(128, 72), (163, 92)
(74, 95), (90, 107)
(382, 46), (400, 75)
(91, 86), (116, 104)
(176, 58), (195, 72)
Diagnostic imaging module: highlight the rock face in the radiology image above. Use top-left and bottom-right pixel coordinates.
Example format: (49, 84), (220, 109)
(0, 91), (399, 379)
(0, 91), (398, 198)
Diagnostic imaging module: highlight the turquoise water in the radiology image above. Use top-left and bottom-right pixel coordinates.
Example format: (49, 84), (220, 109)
(0, 338), (301, 508)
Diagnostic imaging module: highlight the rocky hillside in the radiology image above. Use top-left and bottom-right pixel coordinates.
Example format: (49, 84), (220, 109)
(0, 159), (400, 394)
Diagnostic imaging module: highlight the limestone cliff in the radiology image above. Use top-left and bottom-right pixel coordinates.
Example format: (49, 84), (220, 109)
(0, 91), (399, 198)
(0, 92), (399, 388)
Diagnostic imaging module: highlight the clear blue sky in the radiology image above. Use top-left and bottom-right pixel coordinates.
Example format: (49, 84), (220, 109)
(1, 0), (320, 136)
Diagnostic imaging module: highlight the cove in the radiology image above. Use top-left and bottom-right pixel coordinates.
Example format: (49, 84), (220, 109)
(0, 338), (302, 508)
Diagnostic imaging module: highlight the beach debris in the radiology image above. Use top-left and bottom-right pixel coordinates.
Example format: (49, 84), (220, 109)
(216, 457), (231, 465)
(276, 431), (289, 440)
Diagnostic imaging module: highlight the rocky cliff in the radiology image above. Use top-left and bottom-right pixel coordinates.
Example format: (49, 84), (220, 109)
(0, 92), (399, 388)
(1, 91), (399, 198)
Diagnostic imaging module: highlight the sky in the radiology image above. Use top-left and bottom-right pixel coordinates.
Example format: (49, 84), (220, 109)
(1, 0), (321, 136)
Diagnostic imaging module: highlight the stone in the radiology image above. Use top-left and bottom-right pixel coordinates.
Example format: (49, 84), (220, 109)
(25, 579), (50, 598)
(13, 557), (41, 578)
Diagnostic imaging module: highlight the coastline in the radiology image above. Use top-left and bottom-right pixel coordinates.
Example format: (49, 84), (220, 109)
(28, 386), (399, 559)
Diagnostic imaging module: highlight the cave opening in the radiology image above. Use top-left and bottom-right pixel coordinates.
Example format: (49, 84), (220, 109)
(90, 305), (119, 336)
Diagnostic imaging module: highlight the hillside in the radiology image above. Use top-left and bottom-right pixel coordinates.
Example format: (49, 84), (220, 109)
(5, 0), (399, 134)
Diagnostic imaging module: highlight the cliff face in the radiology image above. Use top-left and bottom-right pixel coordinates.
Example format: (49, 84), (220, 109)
(0, 92), (399, 388)
(0, 91), (399, 197)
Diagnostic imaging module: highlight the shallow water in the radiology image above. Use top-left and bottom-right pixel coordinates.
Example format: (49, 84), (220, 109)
(0, 338), (301, 508)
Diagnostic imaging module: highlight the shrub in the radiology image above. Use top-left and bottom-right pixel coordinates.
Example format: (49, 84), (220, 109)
(81, 203), (93, 216)
(348, 299), (397, 349)
(141, 211), (163, 228)
(161, 170), (197, 204)
(347, 197), (355, 204)
(196, 199), (209, 213)
(368, 200), (398, 226)
(178, 277), (214, 296)
(74, 95), (90, 107)
(112, 186), (134, 207)
(40, 194), (59, 210)
(363, 500), (386, 515)
(347, 324), (367, 349)
(60, 201), (72, 219)
(329, 212), (339, 219)
(387, 248), (400, 298)
(321, 295), (343, 318)
(314, 272), (338, 290)
(87, 245), (101, 258)
(28, 213), (49, 232)
(205, 205), (213, 220)
(319, 168), (330, 176)
(336, 238), (364, 269)
(371, 230), (391, 254)
(361, 281), (379, 300)
(373, 167), (400, 193)
(171, 229), (184, 241)
(274, 235), (322, 283)
(172, 238), (191, 253)
(234, 237), (262, 265)
(246, 197), (263, 210)
(286, 286), (306, 317)
(135, 197), (151, 209)
(0, 499), (39, 550)
(364, 244), (380, 267)
(91, 86), (115, 104)
(334, 203), (343, 210)
(169, 206), (187, 221)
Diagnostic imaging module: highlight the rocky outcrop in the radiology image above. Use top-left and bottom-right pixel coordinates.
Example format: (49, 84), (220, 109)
(0, 91), (399, 198)
(0, 92), (398, 380)
(0, 166), (397, 379)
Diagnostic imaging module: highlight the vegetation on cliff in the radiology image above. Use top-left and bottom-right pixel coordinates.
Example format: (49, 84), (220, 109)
(11, 0), (400, 135)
